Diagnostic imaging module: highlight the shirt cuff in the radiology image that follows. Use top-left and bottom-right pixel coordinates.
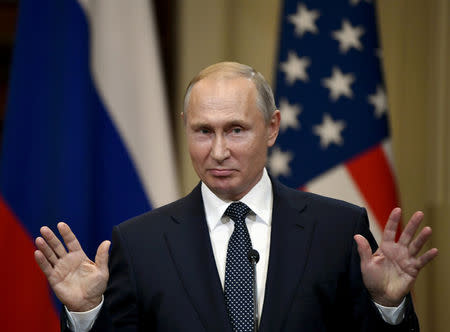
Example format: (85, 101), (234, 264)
(374, 297), (406, 325)
(65, 296), (104, 332)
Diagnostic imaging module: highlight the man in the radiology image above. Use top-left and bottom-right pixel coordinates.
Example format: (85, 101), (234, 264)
(35, 62), (438, 331)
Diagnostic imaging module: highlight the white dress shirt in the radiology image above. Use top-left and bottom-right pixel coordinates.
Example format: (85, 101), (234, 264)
(202, 167), (273, 318)
(66, 168), (405, 331)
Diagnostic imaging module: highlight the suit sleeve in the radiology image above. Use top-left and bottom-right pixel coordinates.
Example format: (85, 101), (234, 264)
(88, 225), (141, 332)
(349, 208), (420, 332)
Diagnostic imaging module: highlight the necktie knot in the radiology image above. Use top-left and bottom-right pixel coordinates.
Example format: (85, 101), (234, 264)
(225, 202), (251, 224)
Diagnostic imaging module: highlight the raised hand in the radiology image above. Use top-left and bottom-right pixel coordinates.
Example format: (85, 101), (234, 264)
(34, 222), (110, 312)
(354, 208), (438, 307)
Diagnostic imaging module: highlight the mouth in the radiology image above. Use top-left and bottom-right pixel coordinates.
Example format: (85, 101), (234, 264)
(208, 168), (235, 177)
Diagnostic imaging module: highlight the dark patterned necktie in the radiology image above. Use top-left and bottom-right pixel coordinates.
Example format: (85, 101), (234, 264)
(224, 202), (254, 332)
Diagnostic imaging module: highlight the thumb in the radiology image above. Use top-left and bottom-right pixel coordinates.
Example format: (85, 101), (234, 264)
(95, 240), (111, 272)
(354, 234), (372, 265)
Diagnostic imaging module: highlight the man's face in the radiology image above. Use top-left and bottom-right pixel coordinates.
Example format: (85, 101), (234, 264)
(184, 76), (280, 201)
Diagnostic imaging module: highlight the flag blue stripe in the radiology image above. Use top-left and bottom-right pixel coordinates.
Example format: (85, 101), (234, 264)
(0, 0), (151, 260)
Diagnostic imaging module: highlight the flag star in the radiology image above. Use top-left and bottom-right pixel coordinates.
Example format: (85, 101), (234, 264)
(332, 19), (365, 53)
(267, 147), (293, 178)
(280, 51), (311, 85)
(322, 67), (355, 101)
(288, 3), (320, 37)
(279, 99), (301, 132)
(350, 0), (372, 6)
(368, 85), (388, 117)
(313, 113), (346, 149)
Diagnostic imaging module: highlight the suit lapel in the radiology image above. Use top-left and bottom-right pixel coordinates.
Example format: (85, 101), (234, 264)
(164, 184), (232, 332)
(259, 182), (316, 332)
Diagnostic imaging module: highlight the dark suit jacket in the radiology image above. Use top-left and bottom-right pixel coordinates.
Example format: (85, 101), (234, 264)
(62, 180), (419, 331)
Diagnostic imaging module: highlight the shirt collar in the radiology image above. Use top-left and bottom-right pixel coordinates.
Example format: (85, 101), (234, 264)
(201, 168), (273, 232)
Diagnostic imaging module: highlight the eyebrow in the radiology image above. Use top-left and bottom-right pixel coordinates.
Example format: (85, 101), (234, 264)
(190, 119), (248, 130)
(190, 122), (212, 129)
(227, 120), (247, 128)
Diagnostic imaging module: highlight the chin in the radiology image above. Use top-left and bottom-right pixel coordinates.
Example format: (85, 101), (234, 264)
(209, 184), (241, 200)
(220, 188), (248, 201)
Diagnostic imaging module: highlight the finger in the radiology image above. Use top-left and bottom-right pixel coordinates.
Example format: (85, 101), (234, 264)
(40, 226), (67, 258)
(95, 240), (111, 273)
(35, 236), (59, 266)
(417, 248), (439, 269)
(34, 250), (54, 279)
(354, 234), (372, 265)
(408, 226), (432, 257)
(382, 207), (402, 243)
(398, 211), (424, 246)
(57, 222), (82, 252)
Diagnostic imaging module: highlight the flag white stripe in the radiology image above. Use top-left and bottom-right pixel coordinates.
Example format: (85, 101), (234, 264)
(78, 0), (179, 207)
(381, 139), (398, 177)
(305, 164), (383, 243)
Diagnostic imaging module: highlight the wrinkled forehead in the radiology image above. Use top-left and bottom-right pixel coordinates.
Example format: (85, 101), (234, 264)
(188, 76), (256, 108)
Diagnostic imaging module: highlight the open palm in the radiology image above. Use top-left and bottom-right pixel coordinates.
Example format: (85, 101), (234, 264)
(354, 208), (438, 306)
(34, 222), (110, 312)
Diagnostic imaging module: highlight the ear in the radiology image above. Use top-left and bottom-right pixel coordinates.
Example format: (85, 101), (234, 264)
(267, 110), (280, 147)
(180, 111), (187, 127)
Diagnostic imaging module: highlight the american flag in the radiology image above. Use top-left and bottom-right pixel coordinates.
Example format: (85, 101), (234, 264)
(268, 0), (399, 241)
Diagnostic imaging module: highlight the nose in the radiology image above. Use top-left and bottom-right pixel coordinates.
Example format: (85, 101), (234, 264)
(210, 135), (230, 162)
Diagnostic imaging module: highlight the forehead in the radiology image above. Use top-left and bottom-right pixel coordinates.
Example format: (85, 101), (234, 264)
(186, 76), (259, 120)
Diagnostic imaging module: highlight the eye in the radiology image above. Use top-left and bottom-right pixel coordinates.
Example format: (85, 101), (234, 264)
(200, 128), (210, 134)
(231, 127), (242, 134)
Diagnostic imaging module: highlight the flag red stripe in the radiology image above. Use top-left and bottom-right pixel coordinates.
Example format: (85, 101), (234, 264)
(346, 145), (401, 237)
(0, 196), (59, 331)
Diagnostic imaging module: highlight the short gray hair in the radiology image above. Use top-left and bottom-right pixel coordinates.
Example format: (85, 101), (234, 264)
(183, 62), (277, 123)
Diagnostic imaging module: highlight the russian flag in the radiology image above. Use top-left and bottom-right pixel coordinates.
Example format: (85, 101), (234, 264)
(0, 0), (179, 330)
